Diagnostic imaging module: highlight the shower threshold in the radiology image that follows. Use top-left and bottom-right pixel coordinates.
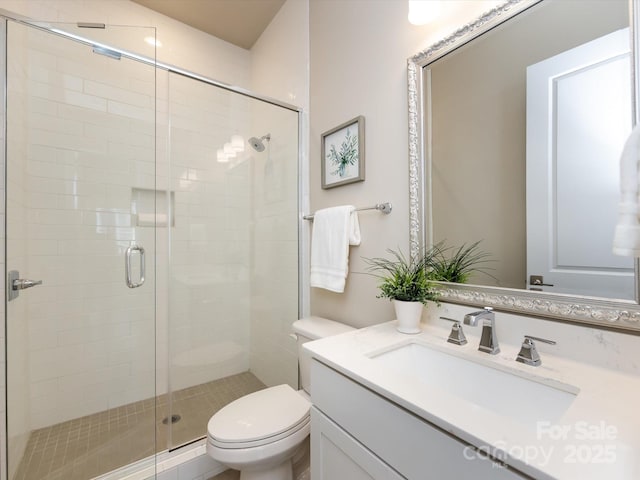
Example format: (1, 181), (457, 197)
(13, 372), (265, 480)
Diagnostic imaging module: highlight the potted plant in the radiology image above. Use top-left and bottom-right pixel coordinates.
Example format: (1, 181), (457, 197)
(427, 240), (494, 284)
(364, 248), (439, 334)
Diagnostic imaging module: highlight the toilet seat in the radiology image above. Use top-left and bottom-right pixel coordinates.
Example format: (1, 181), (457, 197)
(207, 384), (311, 449)
(207, 418), (310, 471)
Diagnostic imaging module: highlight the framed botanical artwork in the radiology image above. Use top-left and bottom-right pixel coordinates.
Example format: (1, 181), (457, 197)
(321, 116), (365, 189)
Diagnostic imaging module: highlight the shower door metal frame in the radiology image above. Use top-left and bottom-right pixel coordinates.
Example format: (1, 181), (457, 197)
(1, 16), (7, 480)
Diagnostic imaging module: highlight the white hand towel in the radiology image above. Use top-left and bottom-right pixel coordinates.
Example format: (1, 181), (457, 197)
(310, 206), (361, 293)
(613, 124), (640, 256)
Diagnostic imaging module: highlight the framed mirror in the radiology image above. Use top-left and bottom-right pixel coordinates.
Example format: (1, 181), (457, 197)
(408, 0), (640, 331)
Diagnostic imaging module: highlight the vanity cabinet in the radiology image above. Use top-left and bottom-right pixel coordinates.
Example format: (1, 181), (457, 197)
(310, 359), (527, 480)
(312, 408), (404, 480)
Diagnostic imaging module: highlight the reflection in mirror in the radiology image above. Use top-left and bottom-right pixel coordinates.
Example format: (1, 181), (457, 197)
(408, 0), (640, 329)
(526, 26), (632, 299)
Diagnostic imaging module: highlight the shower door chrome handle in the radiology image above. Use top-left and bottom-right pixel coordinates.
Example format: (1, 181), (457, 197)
(125, 244), (145, 288)
(7, 270), (43, 301)
(13, 279), (43, 289)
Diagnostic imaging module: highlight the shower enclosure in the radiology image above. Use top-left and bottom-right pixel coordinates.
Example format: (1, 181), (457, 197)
(2, 15), (300, 480)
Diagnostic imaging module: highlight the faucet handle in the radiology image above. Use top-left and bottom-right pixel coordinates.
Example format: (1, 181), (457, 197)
(524, 335), (556, 345)
(439, 317), (468, 345)
(516, 335), (556, 366)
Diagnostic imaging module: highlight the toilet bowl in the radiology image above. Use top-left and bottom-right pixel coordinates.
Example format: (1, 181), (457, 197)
(206, 317), (354, 480)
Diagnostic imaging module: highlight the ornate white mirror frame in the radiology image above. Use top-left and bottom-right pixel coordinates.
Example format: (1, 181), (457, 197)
(408, 0), (640, 332)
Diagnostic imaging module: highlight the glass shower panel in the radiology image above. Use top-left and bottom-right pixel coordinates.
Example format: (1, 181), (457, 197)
(164, 72), (299, 449)
(5, 20), (156, 479)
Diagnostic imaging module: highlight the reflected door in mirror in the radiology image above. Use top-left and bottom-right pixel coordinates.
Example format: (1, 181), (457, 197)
(526, 28), (634, 299)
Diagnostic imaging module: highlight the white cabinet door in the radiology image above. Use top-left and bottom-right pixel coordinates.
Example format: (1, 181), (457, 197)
(311, 407), (404, 480)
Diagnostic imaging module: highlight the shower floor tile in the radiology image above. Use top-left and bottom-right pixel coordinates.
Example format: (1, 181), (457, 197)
(13, 372), (266, 480)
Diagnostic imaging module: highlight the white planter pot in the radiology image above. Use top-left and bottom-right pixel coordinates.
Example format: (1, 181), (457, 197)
(393, 300), (424, 334)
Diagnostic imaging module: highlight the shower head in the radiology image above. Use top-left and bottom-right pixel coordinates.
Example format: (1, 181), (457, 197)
(248, 134), (271, 152)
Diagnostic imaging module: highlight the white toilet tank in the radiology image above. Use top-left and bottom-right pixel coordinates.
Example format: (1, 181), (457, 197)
(292, 316), (355, 394)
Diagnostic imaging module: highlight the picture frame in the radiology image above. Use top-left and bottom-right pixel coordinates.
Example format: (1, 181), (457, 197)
(321, 116), (365, 189)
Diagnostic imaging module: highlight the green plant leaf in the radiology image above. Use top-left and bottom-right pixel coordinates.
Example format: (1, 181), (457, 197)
(363, 248), (439, 305)
(426, 240), (496, 283)
(363, 241), (495, 305)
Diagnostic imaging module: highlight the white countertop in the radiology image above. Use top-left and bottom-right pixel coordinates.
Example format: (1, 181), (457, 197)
(304, 320), (640, 479)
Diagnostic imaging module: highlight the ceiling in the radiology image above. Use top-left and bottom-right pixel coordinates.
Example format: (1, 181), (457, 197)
(131, 0), (286, 49)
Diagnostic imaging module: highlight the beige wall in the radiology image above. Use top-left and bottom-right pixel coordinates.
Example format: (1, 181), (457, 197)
(308, 0), (500, 328)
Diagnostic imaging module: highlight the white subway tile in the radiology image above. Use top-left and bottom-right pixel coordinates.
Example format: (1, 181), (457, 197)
(107, 100), (154, 122)
(83, 211), (132, 227)
(85, 123), (153, 148)
(29, 130), (107, 156)
(28, 208), (84, 225)
(84, 80), (153, 108)
(28, 111), (84, 136)
(28, 325), (59, 351)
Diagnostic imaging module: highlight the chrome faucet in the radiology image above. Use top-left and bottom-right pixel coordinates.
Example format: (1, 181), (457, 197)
(463, 307), (500, 354)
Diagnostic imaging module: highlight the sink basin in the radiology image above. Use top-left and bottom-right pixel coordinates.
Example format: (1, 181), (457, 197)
(369, 341), (578, 431)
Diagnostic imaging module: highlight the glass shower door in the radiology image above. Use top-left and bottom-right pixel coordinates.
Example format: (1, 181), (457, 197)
(162, 71), (300, 450)
(4, 19), (157, 480)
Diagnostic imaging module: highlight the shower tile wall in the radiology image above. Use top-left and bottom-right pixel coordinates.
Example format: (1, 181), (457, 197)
(6, 21), (157, 444)
(4, 21), (257, 452)
(248, 0), (307, 392)
(163, 73), (253, 396)
(249, 111), (299, 390)
(160, 70), (301, 402)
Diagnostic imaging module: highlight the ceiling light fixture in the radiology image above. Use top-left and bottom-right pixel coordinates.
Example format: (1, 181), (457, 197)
(408, 0), (443, 26)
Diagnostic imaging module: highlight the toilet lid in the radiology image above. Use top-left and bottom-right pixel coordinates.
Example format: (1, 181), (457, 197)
(207, 384), (311, 445)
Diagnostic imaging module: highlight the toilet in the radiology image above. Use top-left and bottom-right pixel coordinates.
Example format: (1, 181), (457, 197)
(206, 316), (355, 480)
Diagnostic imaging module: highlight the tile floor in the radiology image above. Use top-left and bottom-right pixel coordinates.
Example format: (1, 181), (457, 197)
(12, 372), (265, 480)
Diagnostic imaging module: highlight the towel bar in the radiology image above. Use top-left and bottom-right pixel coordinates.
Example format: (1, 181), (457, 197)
(303, 202), (392, 220)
